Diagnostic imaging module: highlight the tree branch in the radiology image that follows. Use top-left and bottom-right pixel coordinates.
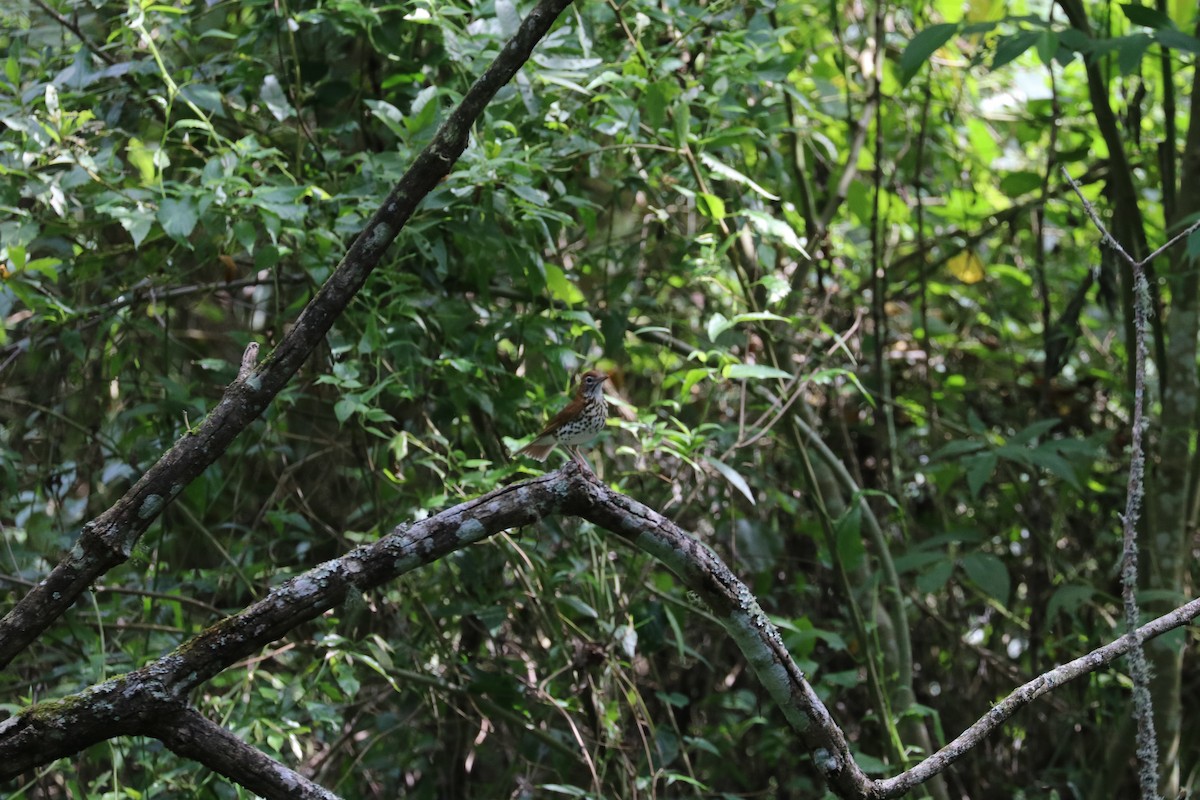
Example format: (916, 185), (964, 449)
(875, 596), (1200, 799)
(149, 708), (342, 800)
(0, 0), (577, 669)
(3, 466), (1198, 799)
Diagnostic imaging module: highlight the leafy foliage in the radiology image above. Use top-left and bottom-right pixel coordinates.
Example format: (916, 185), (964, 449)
(2, 0), (1197, 797)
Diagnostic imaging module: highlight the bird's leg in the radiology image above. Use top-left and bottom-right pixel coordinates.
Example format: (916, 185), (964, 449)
(573, 447), (596, 474)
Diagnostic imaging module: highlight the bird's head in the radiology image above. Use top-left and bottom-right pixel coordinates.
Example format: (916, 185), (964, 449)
(578, 370), (608, 399)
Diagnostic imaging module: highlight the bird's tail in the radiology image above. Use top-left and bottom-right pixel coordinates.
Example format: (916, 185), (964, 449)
(515, 438), (555, 461)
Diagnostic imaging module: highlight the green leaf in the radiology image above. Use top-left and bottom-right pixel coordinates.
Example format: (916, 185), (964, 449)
(679, 368), (713, 398)
(998, 171), (1043, 198)
(915, 560), (954, 594)
(961, 553), (1010, 605)
(179, 83), (224, 116)
(1007, 418), (1059, 446)
(24, 257), (61, 282)
(704, 456), (756, 505)
(509, 183), (549, 206)
(672, 100), (690, 147)
(663, 603), (687, 661)
(558, 595), (599, 619)
(696, 192), (726, 220)
(540, 785), (591, 797)
(1120, 3), (1174, 28)
(1046, 584), (1097, 622)
(744, 210), (809, 257)
(991, 31), (1040, 69)
(334, 398), (357, 424)
(1026, 446), (1083, 489)
(931, 440), (986, 459)
(1057, 28), (1093, 53)
(1035, 30), (1059, 64)
(900, 23), (958, 85)
(365, 100), (406, 138)
(708, 311), (788, 341)
(110, 204), (155, 247)
(964, 452), (997, 498)
(834, 504), (865, 571)
(158, 197), (198, 242)
(1116, 33), (1153, 75)
(1154, 28), (1200, 55)
(732, 311), (789, 326)
(723, 364), (791, 381)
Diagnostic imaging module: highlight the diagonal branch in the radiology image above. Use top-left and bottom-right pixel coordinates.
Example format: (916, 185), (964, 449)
(0, 467), (872, 795)
(0, 0), (577, 670)
(874, 595), (1200, 799)
(149, 708), (342, 800)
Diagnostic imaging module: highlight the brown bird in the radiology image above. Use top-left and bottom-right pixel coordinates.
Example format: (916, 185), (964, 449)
(516, 370), (609, 468)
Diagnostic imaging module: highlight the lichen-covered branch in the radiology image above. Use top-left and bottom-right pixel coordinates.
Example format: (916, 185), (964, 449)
(5, 465), (1197, 800)
(149, 708), (342, 800)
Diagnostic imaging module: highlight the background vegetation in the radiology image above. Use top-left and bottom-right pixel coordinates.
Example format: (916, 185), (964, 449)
(2, 0), (1198, 797)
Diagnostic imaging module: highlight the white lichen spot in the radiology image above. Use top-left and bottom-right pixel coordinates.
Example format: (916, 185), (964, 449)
(368, 224), (393, 250)
(275, 764), (301, 787)
(245, 375), (262, 391)
(291, 575), (318, 596)
(457, 518), (485, 541)
(138, 494), (164, 519)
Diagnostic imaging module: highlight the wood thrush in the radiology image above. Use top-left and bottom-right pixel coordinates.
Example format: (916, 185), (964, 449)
(516, 370), (609, 468)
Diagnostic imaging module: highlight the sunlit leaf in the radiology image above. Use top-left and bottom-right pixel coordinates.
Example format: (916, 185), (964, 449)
(699, 152), (780, 201)
(260, 74), (293, 122)
(126, 138), (157, 183)
(948, 250), (986, 284)
(704, 455), (756, 505)
(696, 192), (726, 219)
(544, 264), (583, 304)
(707, 312), (731, 341)
(723, 364), (791, 381)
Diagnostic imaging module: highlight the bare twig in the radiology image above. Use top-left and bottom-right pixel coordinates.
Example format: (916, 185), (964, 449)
(1059, 165), (1194, 800)
(875, 595), (1200, 798)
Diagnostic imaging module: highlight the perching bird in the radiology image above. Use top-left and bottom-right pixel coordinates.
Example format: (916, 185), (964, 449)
(515, 370), (609, 468)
